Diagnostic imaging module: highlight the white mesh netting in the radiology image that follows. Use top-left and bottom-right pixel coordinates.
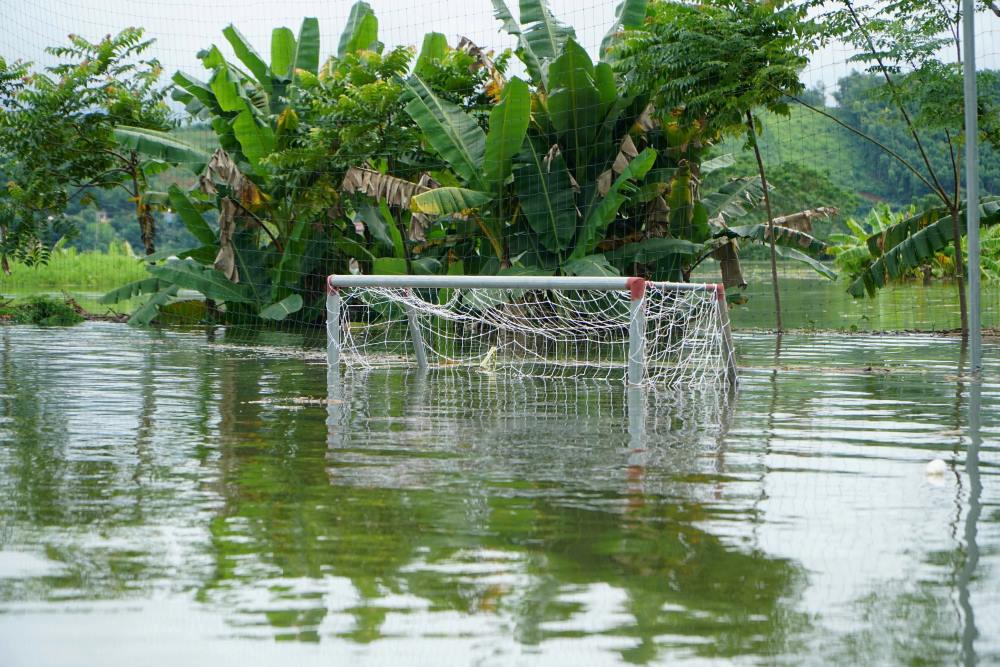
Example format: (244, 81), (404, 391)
(328, 281), (735, 386)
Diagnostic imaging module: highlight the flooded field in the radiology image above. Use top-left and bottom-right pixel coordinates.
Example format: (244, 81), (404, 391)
(0, 323), (997, 665)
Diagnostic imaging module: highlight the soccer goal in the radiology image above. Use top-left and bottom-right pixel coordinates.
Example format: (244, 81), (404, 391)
(326, 275), (737, 387)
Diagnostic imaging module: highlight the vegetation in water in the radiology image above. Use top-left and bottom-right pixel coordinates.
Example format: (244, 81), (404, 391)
(0, 294), (85, 325)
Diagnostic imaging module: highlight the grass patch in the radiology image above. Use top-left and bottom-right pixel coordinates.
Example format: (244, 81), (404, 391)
(2, 248), (147, 292)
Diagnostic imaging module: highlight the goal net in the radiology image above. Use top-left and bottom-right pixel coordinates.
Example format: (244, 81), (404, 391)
(326, 275), (737, 387)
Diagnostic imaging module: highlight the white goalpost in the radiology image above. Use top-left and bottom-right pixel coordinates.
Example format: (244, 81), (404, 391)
(326, 275), (738, 387)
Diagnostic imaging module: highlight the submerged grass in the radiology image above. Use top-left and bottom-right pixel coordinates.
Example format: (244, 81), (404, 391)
(0, 295), (85, 325)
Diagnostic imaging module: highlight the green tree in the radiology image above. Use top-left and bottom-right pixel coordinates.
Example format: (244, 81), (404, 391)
(0, 29), (188, 270)
(105, 2), (507, 325)
(616, 0), (819, 331)
(807, 0), (1000, 338)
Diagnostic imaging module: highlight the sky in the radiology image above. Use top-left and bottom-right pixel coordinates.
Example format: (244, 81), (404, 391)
(3, 0), (999, 105)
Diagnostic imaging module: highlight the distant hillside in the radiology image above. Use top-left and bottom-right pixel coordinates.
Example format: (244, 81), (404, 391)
(707, 106), (867, 238)
(710, 72), (1000, 231)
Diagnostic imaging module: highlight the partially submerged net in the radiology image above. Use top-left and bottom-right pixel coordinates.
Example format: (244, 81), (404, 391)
(327, 277), (736, 387)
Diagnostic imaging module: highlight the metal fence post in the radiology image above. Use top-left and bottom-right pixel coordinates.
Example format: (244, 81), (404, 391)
(327, 286), (341, 369)
(714, 285), (739, 386)
(404, 289), (429, 370)
(627, 278), (646, 386)
(963, 0), (982, 373)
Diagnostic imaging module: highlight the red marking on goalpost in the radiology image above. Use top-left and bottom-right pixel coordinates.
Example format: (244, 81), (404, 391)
(626, 277), (646, 301)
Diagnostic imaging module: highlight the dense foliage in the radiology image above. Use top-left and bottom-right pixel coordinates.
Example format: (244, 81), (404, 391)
(0, 29), (180, 269)
(1, 0), (998, 328)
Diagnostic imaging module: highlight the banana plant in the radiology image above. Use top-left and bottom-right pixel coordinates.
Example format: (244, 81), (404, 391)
(100, 152), (304, 325)
(506, 38), (658, 277)
(847, 197), (1000, 297)
(101, 6), (387, 325)
(600, 164), (837, 288)
(491, 0), (644, 87)
(402, 66), (530, 271)
(170, 15), (321, 170)
(397, 32), (659, 277)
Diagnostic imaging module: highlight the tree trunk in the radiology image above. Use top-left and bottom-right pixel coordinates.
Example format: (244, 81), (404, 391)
(746, 111), (783, 333)
(949, 207), (969, 340)
(139, 206), (156, 256)
(129, 153), (155, 256)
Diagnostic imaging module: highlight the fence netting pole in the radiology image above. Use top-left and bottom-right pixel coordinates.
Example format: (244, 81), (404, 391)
(963, 0), (982, 373)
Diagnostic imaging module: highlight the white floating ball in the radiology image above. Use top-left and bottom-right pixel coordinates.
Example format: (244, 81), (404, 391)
(925, 458), (948, 476)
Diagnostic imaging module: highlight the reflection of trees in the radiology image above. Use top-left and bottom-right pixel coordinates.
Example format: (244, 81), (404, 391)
(479, 493), (808, 663)
(202, 365), (808, 662)
(0, 326), (188, 600)
(0, 327), (72, 529)
(815, 359), (989, 664)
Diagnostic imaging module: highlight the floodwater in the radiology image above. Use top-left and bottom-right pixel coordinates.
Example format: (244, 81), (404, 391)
(717, 265), (1000, 332)
(0, 323), (997, 665)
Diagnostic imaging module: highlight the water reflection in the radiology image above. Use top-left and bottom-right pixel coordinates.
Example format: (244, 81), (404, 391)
(0, 324), (997, 665)
(254, 367), (804, 661)
(959, 377), (982, 666)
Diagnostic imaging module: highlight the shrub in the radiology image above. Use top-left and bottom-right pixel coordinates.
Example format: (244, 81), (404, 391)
(0, 295), (85, 326)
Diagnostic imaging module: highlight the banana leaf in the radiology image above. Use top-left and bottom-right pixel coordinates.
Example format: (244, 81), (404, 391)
(356, 204), (403, 257)
(222, 25), (272, 93)
(563, 254), (619, 277)
(600, 0), (647, 56)
(149, 259), (256, 303)
(171, 71), (221, 117)
(517, 0), (576, 82)
(849, 200), (1000, 297)
(702, 153), (736, 174)
(415, 32), (448, 78)
(270, 27), (296, 79)
(128, 285), (180, 327)
(482, 77), (531, 191)
(114, 127), (209, 172)
(490, 0), (573, 86)
(230, 108), (276, 167)
(295, 18), (321, 75)
(605, 237), (700, 267)
(411, 188), (492, 216)
(570, 147), (657, 261)
(865, 196), (1000, 257)
(774, 246), (838, 281)
(513, 137), (578, 255)
(139, 189), (170, 205)
(167, 185), (216, 246)
(338, 1), (379, 57)
(342, 166), (430, 207)
(372, 257), (441, 275)
(546, 39), (602, 173)
(269, 219), (312, 302)
(403, 76), (486, 188)
(726, 223), (829, 256)
(206, 63), (274, 167)
(100, 277), (164, 304)
(864, 206), (945, 257)
(259, 294), (303, 321)
(701, 177), (763, 225)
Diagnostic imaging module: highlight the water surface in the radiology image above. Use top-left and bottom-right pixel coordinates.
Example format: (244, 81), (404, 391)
(0, 323), (997, 665)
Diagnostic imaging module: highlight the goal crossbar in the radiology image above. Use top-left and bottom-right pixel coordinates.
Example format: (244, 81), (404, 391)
(326, 274), (737, 387)
(327, 274), (710, 292)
